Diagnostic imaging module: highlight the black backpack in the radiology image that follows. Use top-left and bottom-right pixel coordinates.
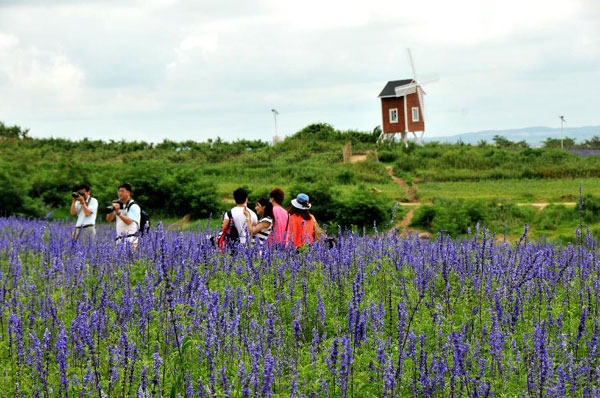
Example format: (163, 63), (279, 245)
(217, 210), (239, 250)
(126, 200), (150, 236)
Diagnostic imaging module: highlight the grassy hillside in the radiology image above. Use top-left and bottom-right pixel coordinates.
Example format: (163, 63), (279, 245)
(3, 121), (600, 239)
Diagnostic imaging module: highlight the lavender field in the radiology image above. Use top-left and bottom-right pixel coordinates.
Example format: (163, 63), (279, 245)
(1, 217), (599, 397)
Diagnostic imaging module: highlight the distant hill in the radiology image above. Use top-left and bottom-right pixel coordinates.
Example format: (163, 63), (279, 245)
(428, 125), (600, 146)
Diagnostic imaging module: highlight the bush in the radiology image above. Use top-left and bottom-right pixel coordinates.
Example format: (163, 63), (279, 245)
(170, 178), (221, 219)
(395, 153), (416, 172)
(336, 169), (356, 184)
(411, 199), (534, 236)
(377, 149), (399, 163)
(334, 187), (394, 230)
(537, 204), (572, 230)
(0, 165), (47, 217)
(485, 201), (536, 230)
(578, 194), (600, 223)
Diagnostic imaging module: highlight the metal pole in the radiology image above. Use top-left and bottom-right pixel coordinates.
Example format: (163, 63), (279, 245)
(560, 116), (565, 150)
(273, 112), (278, 137)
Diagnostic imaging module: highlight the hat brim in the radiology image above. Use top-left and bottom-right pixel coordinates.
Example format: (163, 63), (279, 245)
(291, 199), (311, 210)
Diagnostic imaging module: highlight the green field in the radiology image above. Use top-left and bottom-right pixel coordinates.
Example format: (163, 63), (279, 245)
(417, 178), (600, 202)
(4, 121), (600, 239)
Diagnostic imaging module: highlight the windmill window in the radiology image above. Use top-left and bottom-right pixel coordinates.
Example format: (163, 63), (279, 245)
(389, 108), (398, 124)
(412, 107), (419, 122)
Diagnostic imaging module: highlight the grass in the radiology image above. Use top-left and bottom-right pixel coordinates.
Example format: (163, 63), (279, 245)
(417, 178), (600, 202)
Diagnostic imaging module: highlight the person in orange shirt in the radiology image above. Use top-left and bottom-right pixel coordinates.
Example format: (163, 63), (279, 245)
(285, 193), (321, 248)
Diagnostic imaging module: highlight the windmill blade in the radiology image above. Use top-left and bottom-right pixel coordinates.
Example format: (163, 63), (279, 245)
(407, 48), (417, 81)
(418, 73), (440, 85)
(417, 85), (426, 123)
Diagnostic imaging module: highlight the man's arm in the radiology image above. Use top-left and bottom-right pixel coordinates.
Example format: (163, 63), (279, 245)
(115, 212), (134, 225)
(81, 200), (92, 217)
(106, 201), (118, 222)
(118, 203), (140, 226)
(70, 199), (77, 216)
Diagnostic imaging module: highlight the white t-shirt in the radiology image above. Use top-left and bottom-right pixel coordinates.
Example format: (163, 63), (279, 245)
(116, 200), (141, 241)
(75, 196), (98, 227)
(224, 206), (258, 244)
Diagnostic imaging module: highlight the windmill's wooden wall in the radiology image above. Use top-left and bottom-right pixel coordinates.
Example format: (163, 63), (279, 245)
(380, 92), (424, 133)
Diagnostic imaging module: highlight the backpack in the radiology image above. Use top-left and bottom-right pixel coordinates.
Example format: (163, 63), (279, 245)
(217, 210), (239, 251)
(126, 200), (150, 236)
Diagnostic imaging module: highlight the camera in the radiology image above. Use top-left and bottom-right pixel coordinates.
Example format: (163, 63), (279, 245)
(106, 200), (124, 213)
(72, 191), (84, 198)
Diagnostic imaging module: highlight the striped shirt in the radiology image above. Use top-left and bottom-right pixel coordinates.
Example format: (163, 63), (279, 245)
(255, 217), (273, 245)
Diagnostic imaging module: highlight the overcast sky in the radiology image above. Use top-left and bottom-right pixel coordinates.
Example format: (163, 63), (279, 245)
(0, 0), (598, 142)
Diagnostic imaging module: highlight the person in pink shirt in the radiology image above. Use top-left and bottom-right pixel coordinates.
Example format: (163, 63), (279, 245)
(269, 187), (289, 245)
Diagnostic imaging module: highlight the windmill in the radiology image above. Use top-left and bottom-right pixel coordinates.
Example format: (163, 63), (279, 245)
(377, 49), (438, 145)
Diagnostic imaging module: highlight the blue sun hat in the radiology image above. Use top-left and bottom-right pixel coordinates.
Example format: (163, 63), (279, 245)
(291, 193), (311, 210)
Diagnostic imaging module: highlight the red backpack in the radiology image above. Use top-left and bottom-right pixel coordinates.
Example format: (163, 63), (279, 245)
(217, 210), (239, 251)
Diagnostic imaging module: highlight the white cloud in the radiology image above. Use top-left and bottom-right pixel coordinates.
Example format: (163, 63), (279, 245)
(0, 32), (85, 109)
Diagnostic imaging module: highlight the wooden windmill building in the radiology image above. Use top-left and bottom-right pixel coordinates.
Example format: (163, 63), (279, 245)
(378, 79), (425, 144)
(377, 49), (435, 145)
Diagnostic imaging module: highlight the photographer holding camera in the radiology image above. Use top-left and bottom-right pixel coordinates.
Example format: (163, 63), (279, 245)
(106, 183), (141, 246)
(70, 183), (98, 242)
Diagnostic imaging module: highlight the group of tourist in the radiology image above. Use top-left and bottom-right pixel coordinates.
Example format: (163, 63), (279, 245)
(222, 187), (321, 249)
(70, 183), (320, 249)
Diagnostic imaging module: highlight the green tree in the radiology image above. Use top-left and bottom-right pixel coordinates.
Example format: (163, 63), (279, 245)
(0, 121), (29, 139)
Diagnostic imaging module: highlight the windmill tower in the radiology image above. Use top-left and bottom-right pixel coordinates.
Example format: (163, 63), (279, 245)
(377, 49), (436, 145)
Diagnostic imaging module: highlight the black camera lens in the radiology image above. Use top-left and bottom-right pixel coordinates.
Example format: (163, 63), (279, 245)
(72, 192), (80, 198)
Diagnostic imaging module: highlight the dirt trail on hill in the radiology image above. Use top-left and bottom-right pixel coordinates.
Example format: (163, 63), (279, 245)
(385, 166), (418, 202)
(349, 154), (367, 163)
(385, 166), (421, 234)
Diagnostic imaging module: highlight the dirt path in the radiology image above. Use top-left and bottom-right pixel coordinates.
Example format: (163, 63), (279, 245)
(397, 208), (416, 228)
(349, 154), (367, 163)
(384, 166), (421, 234)
(385, 166), (418, 202)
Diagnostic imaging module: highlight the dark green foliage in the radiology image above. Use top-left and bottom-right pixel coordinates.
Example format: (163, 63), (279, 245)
(287, 182), (394, 230)
(394, 152), (417, 172)
(334, 186), (393, 229)
(492, 135), (529, 149)
(291, 123), (377, 144)
(580, 136), (600, 149)
(538, 204), (572, 230)
(578, 194), (600, 223)
(247, 186), (271, 208)
(0, 121), (29, 139)
(336, 169), (356, 184)
(289, 181), (337, 225)
(543, 137), (576, 149)
(411, 199), (535, 235)
(0, 163), (47, 217)
(376, 149), (399, 163)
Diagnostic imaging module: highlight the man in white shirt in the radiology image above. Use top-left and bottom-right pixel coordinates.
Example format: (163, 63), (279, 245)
(222, 187), (258, 245)
(70, 183), (98, 242)
(106, 183), (141, 246)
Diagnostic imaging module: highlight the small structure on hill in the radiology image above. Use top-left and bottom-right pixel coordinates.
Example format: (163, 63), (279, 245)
(378, 49), (435, 145)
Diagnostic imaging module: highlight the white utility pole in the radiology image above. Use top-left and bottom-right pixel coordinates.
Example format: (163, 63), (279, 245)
(271, 109), (280, 144)
(560, 115), (566, 150)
